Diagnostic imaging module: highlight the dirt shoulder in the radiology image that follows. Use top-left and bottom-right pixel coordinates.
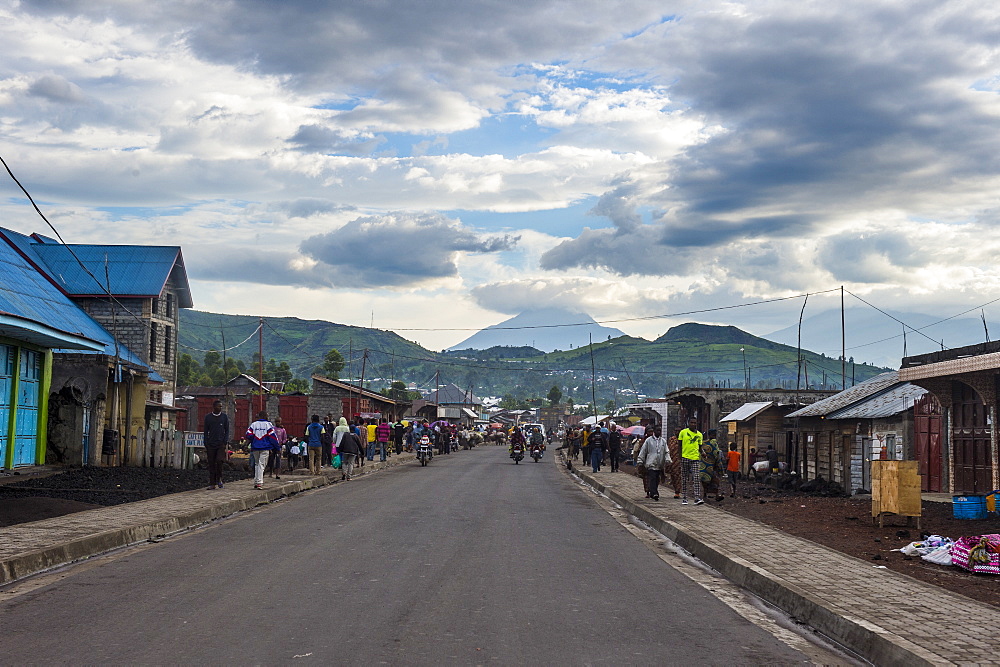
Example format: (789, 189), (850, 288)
(0, 466), (252, 527)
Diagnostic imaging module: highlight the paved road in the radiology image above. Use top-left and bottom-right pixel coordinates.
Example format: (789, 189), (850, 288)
(1, 448), (814, 665)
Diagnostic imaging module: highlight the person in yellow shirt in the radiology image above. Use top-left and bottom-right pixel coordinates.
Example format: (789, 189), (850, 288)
(677, 417), (704, 505)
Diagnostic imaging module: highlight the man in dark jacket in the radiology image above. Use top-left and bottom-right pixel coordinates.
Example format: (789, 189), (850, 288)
(337, 426), (363, 480)
(203, 400), (229, 490)
(588, 427), (606, 473)
(607, 424), (623, 472)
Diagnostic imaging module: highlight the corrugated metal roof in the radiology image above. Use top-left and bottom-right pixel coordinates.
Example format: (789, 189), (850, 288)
(0, 228), (152, 369)
(786, 371), (901, 418)
(32, 244), (179, 297)
(826, 383), (927, 419)
(720, 401), (774, 422)
(424, 383), (483, 405)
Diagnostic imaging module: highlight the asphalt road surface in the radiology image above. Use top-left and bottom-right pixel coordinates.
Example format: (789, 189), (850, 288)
(1, 448), (818, 665)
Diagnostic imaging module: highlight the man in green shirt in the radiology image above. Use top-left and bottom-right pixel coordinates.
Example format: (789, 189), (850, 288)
(677, 417), (704, 505)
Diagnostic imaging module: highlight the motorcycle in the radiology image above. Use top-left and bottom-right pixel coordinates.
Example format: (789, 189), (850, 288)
(417, 436), (433, 467)
(511, 442), (524, 464)
(531, 445), (542, 462)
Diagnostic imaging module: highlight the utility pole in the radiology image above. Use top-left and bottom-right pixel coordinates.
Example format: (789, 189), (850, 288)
(841, 286), (846, 391)
(357, 349), (369, 417)
(741, 347), (748, 401)
(258, 317), (264, 415)
(589, 334), (598, 424)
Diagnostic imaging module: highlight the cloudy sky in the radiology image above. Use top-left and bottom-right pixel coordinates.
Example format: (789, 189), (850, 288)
(3, 0), (1000, 355)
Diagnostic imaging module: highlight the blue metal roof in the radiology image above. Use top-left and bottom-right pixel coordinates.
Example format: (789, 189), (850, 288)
(32, 244), (177, 296)
(0, 228), (152, 370)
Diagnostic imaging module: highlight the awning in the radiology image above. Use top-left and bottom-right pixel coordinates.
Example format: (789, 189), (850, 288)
(720, 402), (773, 422)
(0, 313), (104, 351)
(461, 407), (479, 420)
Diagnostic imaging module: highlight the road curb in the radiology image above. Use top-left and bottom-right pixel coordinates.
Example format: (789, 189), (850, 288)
(0, 475), (328, 585)
(570, 464), (950, 667)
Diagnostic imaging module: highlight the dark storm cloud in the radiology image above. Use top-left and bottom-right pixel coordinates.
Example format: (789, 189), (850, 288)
(20, 0), (667, 91)
(815, 230), (922, 283)
(287, 125), (386, 155)
(270, 198), (355, 219)
(186, 246), (329, 288)
(301, 212), (519, 287)
(535, 2), (1000, 281)
(656, 4), (1000, 218)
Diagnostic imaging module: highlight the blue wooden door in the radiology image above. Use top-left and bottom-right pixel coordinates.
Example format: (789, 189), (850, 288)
(14, 349), (41, 466)
(0, 345), (12, 466)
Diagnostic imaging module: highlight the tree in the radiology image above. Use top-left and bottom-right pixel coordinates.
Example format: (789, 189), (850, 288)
(546, 385), (562, 406)
(285, 378), (310, 393)
(319, 348), (345, 379)
(177, 353), (202, 386)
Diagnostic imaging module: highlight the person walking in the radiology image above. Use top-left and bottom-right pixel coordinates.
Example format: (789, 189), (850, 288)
(608, 423), (623, 472)
(636, 425), (671, 500)
(666, 435), (682, 499)
(393, 420), (405, 455)
(321, 416), (335, 467)
(244, 411), (279, 490)
(304, 414), (325, 476)
(203, 400), (229, 490)
(678, 417), (704, 505)
(266, 417), (287, 480)
(726, 443), (741, 496)
(700, 429), (725, 501)
(376, 419), (391, 461)
(337, 426), (363, 480)
(588, 426), (606, 473)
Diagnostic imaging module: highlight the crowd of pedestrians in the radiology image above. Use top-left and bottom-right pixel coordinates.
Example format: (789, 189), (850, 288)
(208, 410), (490, 490)
(563, 419), (743, 505)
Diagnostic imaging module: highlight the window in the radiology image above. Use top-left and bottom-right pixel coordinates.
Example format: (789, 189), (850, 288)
(166, 293), (174, 319)
(164, 326), (172, 363)
(149, 322), (158, 362)
(151, 297), (159, 316)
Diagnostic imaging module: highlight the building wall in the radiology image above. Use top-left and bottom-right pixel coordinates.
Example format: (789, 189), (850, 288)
(73, 277), (183, 404)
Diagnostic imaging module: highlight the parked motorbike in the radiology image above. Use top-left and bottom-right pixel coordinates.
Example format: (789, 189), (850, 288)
(417, 436), (433, 467)
(531, 445), (542, 462)
(511, 442), (524, 464)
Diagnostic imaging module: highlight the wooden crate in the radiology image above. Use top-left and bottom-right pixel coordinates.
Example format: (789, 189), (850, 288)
(871, 460), (921, 528)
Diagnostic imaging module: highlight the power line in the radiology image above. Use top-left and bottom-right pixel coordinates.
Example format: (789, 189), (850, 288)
(389, 290), (840, 331)
(178, 325), (261, 353)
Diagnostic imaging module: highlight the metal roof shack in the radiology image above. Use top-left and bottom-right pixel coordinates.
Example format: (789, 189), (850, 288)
(786, 372), (901, 418)
(827, 383), (929, 420)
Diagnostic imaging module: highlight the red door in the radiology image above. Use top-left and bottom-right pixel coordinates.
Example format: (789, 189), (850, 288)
(278, 395), (308, 440)
(952, 382), (992, 494)
(914, 393), (942, 492)
(235, 397), (252, 439)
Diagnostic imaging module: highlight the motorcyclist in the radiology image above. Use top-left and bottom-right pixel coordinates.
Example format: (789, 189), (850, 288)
(529, 427), (545, 456)
(509, 428), (526, 458)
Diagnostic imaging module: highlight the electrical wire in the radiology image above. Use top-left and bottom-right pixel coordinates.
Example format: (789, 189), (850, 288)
(389, 290), (840, 332)
(178, 324), (261, 353)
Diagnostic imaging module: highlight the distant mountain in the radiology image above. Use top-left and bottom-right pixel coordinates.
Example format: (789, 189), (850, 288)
(447, 308), (627, 352)
(179, 310), (889, 401)
(765, 308), (1000, 369)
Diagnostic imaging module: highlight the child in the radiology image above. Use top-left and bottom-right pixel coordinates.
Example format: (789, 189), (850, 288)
(726, 443), (741, 496)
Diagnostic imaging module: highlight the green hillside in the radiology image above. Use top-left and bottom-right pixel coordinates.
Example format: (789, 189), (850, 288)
(179, 311), (890, 402)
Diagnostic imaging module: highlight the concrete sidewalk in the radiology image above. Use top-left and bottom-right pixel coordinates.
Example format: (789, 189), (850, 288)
(0, 452), (417, 586)
(568, 458), (1000, 666)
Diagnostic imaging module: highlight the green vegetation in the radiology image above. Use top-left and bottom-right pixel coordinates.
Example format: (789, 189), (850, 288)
(179, 311), (890, 403)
